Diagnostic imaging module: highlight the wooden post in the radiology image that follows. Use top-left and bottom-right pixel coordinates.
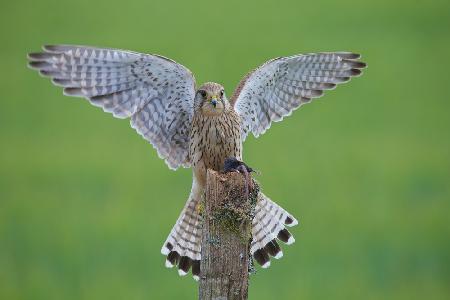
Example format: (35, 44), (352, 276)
(199, 170), (258, 300)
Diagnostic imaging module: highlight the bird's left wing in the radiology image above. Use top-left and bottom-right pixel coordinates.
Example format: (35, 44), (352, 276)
(28, 45), (196, 170)
(230, 52), (366, 141)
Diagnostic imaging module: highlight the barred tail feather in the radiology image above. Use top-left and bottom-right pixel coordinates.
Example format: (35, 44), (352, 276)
(251, 192), (298, 268)
(161, 180), (203, 281)
(161, 188), (298, 279)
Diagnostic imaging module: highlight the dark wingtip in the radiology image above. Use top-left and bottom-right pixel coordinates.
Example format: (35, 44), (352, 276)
(39, 70), (53, 77)
(43, 45), (74, 53)
(350, 68), (362, 76)
(51, 78), (67, 87)
(338, 52), (361, 59)
(43, 45), (60, 53)
(63, 87), (84, 97)
(28, 52), (45, 61)
(342, 59), (367, 69)
(311, 89), (324, 98)
(337, 77), (351, 83)
(354, 61), (367, 69)
(323, 83), (337, 90)
(301, 97), (312, 103)
(28, 61), (45, 70)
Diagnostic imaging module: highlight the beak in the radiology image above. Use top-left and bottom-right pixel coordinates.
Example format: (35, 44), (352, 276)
(210, 98), (218, 108)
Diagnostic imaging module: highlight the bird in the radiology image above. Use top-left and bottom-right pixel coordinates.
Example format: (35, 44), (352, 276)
(28, 45), (366, 281)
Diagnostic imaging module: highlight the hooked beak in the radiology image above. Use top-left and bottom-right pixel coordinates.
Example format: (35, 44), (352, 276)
(210, 98), (218, 108)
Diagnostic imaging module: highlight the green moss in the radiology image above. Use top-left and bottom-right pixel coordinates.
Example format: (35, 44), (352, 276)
(212, 180), (259, 242)
(197, 201), (205, 217)
(248, 255), (257, 275)
(206, 235), (220, 247)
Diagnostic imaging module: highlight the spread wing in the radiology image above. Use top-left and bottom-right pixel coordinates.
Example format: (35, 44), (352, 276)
(28, 45), (196, 170)
(231, 52), (366, 141)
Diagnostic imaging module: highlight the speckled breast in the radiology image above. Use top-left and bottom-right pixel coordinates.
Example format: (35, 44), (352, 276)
(189, 109), (242, 185)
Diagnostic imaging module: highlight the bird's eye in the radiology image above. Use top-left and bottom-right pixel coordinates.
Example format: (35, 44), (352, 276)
(220, 90), (224, 97)
(198, 90), (207, 98)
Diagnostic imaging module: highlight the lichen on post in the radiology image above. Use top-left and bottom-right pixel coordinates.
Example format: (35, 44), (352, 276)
(199, 170), (258, 300)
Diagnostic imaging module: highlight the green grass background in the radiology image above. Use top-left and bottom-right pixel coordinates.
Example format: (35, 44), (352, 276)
(1, 0), (449, 299)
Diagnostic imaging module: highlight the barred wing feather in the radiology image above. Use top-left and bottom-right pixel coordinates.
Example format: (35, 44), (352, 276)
(28, 45), (196, 170)
(231, 52), (366, 141)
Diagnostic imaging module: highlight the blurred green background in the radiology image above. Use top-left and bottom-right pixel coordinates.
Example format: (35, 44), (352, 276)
(1, 0), (449, 299)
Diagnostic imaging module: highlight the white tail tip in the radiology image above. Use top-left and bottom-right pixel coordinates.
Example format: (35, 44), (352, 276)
(165, 260), (174, 268)
(161, 247), (170, 255)
(274, 251), (284, 259)
(287, 236), (295, 245)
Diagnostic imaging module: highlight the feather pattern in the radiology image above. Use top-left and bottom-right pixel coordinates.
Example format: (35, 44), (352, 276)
(28, 45), (196, 170)
(28, 45), (366, 280)
(161, 186), (298, 276)
(251, 193), (297, 257)
(161, 180), (203, 280)
(231, 52), (366, 140)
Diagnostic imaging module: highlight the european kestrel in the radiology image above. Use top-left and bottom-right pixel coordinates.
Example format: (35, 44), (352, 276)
(28, 45), (366, 280)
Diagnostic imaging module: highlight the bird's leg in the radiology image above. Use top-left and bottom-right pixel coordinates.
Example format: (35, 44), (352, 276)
(222, 157), (255, 199)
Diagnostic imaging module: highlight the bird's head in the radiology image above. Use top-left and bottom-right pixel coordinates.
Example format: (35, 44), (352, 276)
(196, 82), (228, 116)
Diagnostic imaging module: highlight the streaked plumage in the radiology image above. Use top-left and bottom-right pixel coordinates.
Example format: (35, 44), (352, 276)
(28, 45), (366, 280)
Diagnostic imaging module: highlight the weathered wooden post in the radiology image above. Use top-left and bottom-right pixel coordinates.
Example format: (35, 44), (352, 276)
(199, 170), (258, 300)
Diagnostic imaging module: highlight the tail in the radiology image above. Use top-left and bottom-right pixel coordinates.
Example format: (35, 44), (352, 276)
(161, 180), (203, 281)
(251, 192), (298, 268)
(161, 187), (298, 279)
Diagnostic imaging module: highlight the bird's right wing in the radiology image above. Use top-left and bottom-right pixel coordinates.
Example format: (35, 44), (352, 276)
(28, 45), (196, 170)
(230, 52), (366, 141)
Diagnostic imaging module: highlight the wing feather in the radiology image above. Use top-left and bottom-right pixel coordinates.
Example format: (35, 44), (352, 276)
(28, 45), (196, 169)
(231, 52), (366, 140)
